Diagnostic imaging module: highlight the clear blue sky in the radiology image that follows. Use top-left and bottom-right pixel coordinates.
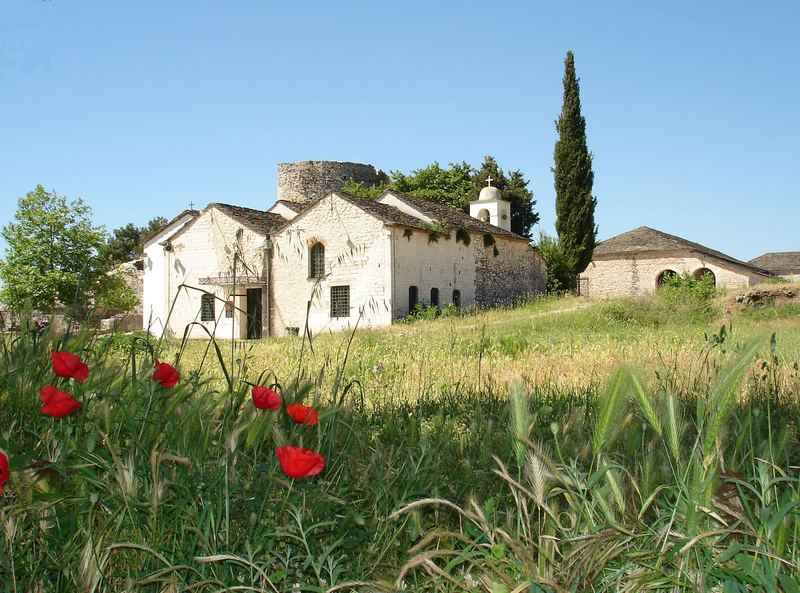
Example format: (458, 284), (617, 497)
(1, 0), (798, 261)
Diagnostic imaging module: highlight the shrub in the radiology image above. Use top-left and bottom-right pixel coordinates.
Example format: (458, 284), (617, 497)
(408, 302), (440, 321)
(657, 271), (718, 321)
(536, 232), (577, 293)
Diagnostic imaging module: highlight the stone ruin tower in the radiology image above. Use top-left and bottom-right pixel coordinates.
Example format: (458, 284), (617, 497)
(276, 161), (388, 204)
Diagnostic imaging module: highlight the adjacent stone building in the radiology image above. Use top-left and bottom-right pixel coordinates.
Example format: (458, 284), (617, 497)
(578, 226), (772, 298)
(748, 252), (800, 282)
(142, 162), (546, 339)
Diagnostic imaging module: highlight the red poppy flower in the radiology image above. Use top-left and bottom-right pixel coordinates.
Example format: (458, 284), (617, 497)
(40, 385), (81, 418)
(252, 386), (281, 410)
(286, 403), (318, 425)
(50, 350), (89, 382)
(152, 360), (179, 388)
(275, 445), (325, 479)
(0, 452), (8, 494)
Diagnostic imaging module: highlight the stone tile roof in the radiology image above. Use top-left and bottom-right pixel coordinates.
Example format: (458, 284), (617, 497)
(748, 251), (800, 274)
(381, 191), (530, 242)
(211, 203), (287, 235)
(594, 226), (771, 275)
(335, 193), (433, 232)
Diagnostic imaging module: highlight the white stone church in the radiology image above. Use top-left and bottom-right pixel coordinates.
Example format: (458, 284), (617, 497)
(142, 161), (547, 339)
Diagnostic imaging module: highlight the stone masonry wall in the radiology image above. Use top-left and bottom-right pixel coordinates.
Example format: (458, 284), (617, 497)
(580, 252), (768, 298)
(269, 194), (393, 337)
(474, 237), (547, 306)
(277, 161), (387, 204)
(391, 227), (477, 317)
(167, 209), (270, 339)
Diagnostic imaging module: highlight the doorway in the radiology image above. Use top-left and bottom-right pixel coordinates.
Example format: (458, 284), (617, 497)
(246, 288), (263, 339)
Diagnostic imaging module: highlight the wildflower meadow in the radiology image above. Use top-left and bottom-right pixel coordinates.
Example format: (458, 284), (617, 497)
(1, 292), (800, 592)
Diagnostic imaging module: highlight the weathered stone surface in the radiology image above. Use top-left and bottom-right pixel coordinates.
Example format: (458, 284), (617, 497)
(270, 193), (393, 336)
(580, 253), (767, 298)
(277, 161), (387, 204)
(158, 207), (270, 339)
(733, 285), (798, 306)
(475, 238), (546, 306)
(149, 189), (547, 340)
(110, 259), (144, 316)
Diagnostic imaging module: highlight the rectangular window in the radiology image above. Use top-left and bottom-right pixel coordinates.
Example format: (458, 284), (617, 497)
(201, 294), (215, 321)
(330, 285), (350, 318)
(224, 300), (234, 318)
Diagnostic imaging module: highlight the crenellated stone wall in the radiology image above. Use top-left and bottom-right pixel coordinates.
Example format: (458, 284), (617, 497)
(276, 161), (387, 204)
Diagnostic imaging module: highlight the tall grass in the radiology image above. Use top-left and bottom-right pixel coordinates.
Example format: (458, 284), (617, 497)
(394, 338), (800, 592)
(1, 300), (799, 592)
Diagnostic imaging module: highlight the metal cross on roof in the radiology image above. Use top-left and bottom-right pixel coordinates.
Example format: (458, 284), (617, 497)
(189, 201), (195, 210)
(486, 176), (493, 187)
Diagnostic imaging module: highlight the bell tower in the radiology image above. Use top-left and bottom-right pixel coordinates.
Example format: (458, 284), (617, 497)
(469, 176), (511, 231)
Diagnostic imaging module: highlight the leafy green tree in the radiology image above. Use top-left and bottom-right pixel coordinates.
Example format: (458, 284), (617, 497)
(473, 156), (539, 237)
(392, 161), (476, 211)
(344, 158), (539, 237)
(104, 223), (142, 264)
(103, 216), (168, 264)
(553, 51), (597, 289)
(0, 185), (107, 311)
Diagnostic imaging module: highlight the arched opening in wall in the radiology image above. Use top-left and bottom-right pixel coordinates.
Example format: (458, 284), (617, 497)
(477, 208), (490, 223)
(408, 286), (418, 314)
(430, 287), (440, 308)
(452, 289), (461, 308)
(309, 243), (325, 278)
(656, 269), (677, 288)
(693, 268), (716, 286)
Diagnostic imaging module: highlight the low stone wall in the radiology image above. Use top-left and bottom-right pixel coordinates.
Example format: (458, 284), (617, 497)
(475, 237), (546, 306)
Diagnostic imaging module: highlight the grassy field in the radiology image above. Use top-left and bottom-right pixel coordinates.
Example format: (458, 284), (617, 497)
(2, 286), (800, 592)
(167, 290), (800, 405)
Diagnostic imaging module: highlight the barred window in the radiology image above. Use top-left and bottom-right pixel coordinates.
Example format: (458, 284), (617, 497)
(430, 287), (439, 308)
(452, 289), (461, 308)
(330, 285), (350, 318)
(310, 243), (325, 278)
(224, 300), (234, 318)
(201, 294), (215, 321)
(408, 286), (418, 313)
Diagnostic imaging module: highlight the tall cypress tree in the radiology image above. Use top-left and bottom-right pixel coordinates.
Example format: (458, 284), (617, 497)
(553, 51), (597, 288)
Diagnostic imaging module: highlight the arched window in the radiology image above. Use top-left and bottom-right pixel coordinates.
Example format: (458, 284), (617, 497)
(452, 289), (461, 308)
(430, 287), (440, 308)
(309, 243), (325, 278)
(656, 269), (677, 288)
(477, 208), (490, 223)
(693, 268), (716, 286)
(408, 286), (418, 314)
